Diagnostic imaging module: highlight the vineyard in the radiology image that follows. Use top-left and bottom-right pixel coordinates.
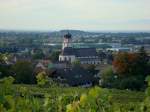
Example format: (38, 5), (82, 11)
(0, 76), (150, 112)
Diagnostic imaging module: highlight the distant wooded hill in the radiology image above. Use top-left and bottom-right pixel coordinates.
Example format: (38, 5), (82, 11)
(0, 29), (150, 38)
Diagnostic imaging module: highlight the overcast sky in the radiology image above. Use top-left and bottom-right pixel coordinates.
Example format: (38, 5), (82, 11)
(0, 0), (150, 31)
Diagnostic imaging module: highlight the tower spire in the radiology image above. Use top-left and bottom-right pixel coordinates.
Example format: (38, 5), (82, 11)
(62, 32), (72, 50)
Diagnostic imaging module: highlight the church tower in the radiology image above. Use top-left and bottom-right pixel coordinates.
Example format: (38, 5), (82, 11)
(62, 33), (72, 50)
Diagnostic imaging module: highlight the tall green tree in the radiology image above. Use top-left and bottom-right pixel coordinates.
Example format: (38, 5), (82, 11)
(32, 49), (45, 59)
(49, 51), (60, 62)
(12, 61), (35, 84)
(36, 72), (48, 87)
(100, 66), (115, 87)
(137, 46), (149, 76)
(0, 54), (12, 78)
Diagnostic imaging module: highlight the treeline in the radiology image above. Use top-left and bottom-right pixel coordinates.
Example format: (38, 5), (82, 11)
(0, 50), (61, 84)
(101, 47), (150, 90)
(0, 47), (150, 90)
(0, 54), (36, 84)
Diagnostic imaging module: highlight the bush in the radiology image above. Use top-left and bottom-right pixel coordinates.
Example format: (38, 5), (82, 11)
(12, 61), (35, 84)
(141, 75), (150, 112)
(36, 72), (49, 87)
(100, 66), (117, 88)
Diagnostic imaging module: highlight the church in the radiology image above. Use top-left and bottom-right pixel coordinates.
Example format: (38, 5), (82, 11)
(59, 33), (101, 65)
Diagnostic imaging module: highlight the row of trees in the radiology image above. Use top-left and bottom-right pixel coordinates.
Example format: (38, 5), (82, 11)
(0, 58), (36, 84)
(0, 50), (60, 84)
(101, 47), (150, 90)
(1, 47), (150, 90)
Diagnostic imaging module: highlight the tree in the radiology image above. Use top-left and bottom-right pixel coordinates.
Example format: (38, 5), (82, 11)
(0, 53), (8, 64)
(0, 64), (12, 78)
(0, 76), (15, 95)
(36, 72), (48, 87)
(12, 61), (35, 84)
(141, 75), (150, 111)
(0, 53), (3, 63)
(32, 49), (45, 59)
(118, 75), (145, 90)
(100, 66), (116, 88)
(112, 48), (149, 90)
(49, 51), (60, 62)
(72, 59), (81, 66)
(85, 65), (96, 74)
(137, 46), (149, 76)
(113, 51), (148, 77)
(0, 54), (13, 78)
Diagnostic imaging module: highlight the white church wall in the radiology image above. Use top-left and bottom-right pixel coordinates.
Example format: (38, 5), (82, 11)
(59, 55), (76, 63)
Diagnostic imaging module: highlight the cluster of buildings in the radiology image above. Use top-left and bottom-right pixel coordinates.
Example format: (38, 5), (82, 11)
(1, 32), (150, 87)
(34, 33), (103, 87)
(59, 33), (101, 65)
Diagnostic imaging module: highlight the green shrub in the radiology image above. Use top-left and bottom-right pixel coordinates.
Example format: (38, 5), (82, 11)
(36, 72), (49, 87)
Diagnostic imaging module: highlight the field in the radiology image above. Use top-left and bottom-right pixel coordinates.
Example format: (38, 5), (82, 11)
(10, 85), (146, 111)
(13, 84), (145, 103)
(0, 77), (147, 112)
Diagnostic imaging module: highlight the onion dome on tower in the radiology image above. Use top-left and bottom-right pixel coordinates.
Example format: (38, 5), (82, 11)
(62, 32), (72, 50)
(64, 32), (72, 39)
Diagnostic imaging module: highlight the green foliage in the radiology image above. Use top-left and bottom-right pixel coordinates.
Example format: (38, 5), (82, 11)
(49, 51), (60, 62)
(36, 72), (49, 87)
(85, 64), (96, 74)
(0, 53), (9, 63)
(0, 64), (12, 78)
(48, 77), (60, 87)
(32, 49), (45, 59)
(43, 94), (75, 112)
(0, 76), (14, 85)
(0, 76), (149, 112)
(66, 87), (110, 112)
(0, 76), (15, 95)
(113, 47), (149, 77)
(18, 86), (30, 97)
(0, 54), (12, 78)
(12, 61), (35, 84)
(101, 67), (145, 90)
(146, 76), (150, 87)
(0, 77), (41, 112)
(105, 47), (150, 90)
(72, 59), (81, 66)
(0, 76), (15, 111)
(141, 75), (150, 112)
(100, 66), (116, 88)
(118, 75), (145, 90)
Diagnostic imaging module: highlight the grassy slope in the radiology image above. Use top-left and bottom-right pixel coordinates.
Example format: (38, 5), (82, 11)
(13, 84), (145, 104)
(0, 84), (145, 111)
